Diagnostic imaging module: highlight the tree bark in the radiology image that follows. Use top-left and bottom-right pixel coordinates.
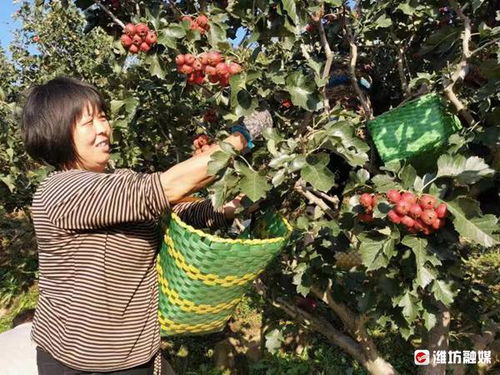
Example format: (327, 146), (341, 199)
(419, 302), (451, 375)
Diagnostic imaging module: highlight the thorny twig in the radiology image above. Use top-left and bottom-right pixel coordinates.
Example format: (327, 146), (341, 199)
(93, 0), (125, 29)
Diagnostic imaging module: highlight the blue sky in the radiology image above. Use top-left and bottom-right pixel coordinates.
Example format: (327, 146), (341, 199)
(0, 1), (21, 52)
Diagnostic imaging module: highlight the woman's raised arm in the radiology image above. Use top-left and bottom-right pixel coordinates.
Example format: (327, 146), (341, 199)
(159, 132), (246, 204)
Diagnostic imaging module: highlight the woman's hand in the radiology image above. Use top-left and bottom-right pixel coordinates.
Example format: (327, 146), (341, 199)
(193, 134), (216, 155)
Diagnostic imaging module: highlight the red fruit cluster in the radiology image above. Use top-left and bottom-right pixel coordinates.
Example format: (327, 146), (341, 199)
(121, 23), (157, 54)
(358, 193), (378, 223)
(203, 109), (218, 123)
(175, 51), (242, 87)
(386, 190), (448, 235)
(181, 14), (210, 34)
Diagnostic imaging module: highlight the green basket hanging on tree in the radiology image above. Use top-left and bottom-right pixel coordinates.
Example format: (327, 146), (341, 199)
(157, 210), (292, 336)
(367, 93), (462, 163)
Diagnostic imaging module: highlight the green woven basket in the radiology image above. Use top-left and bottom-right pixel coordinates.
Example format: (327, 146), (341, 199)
(367, 93), (462, 163)
(157, 211), (292, 336)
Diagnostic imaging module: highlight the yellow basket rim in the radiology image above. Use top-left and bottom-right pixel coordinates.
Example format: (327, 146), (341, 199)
(169, 212), (293, 245)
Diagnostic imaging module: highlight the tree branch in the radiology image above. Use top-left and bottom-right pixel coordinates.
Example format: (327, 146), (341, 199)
(443, 0), (474, 126)
(344, 18), (373, 120)
(253, 279), (365, 362)
(94, 0), (125, 29)
(305, 186), (339, 209)
(471, 37), (500, 56)
(316, 18), (334, 113)
(294, 179), (336, 219)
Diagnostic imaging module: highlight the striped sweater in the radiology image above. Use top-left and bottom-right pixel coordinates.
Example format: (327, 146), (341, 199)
(30, 168), (227, 372)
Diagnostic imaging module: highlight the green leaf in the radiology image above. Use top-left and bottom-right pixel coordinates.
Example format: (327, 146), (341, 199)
(285, 72), (322, 111)
(158, 24), (185, 49)
(431, 280), (455, 306)
(324, 122), (370, 166)
(272, 169), (286, 187)
(375, 14), (392, 28)
(147, 54), (165, 79)
(301, 154), (335, 192)
(436, 154), (494, 185)
(397, 2), (415, 15)
(282, 0), (299, 26)
(399, 164), (417, 190)
(235, 162), (271, 201)
(447, 197), (499, 247)
(372, 175), (399, 192)
(402, 236), (435, 289)
(423, 310), (437, 331)
(208, 151), (231, 176)
(396, 290), (419, 324)
(358, 234), (390, 271)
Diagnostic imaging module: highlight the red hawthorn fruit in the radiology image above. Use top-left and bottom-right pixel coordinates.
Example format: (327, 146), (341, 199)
(184, 54), (196, 65)
(218, 75), (230, 86)
(431, 218), (443, 230)
(193, 72), (205, 85)
(196, 14), (209, 27)
(359, 193), (373, 209)
(281, 99), (293, 108)
(421, 209), (437, 226)
(128, 44), (139, 54)
(175, 54), (185, 65)
(413, 219), (425, 232)
(140, 42), (151, 52)
(208, 74), (220, 84)
(33, 35), (40, 43)
(208, 51), (223, 65)
(401, 191), (417, 204)
(120, 34), (133, 47)
(135, 23), (149, 37)
(408, 226), (419, 234)
(145, 31), (157, 45)
(192, 59), (203, 71)
(401, 216), (415, 228)
(435, 203), (448, 218)
(358, 212), (374, 223)
(124, 23), (136, 36)
(180, 64), (193, 74)
(395, 200), (411, 216)
(132, 34), (143, 46)
(409, 204), (423, 219)
(205, 66), (217, 76)
(419, 194), (436, 210)
(421, 226), (433, 236)
(386, 189), (401, 204)
(187, 73), (196, 84)
(305, 24), (314, 32)
(388, 209), (402, 224)
(199, 52), (209, 65)
(228, 62), (242, 75)
(216, 62), (229, 77)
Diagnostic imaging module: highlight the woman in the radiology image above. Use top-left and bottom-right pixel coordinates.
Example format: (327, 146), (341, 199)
(21, 77), (271, 375)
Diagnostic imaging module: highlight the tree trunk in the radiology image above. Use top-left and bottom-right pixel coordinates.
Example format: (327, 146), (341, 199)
(420, 302), (451, 375)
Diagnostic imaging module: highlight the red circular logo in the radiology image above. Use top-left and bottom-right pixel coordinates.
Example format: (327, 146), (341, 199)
(415, 351), (428, 363)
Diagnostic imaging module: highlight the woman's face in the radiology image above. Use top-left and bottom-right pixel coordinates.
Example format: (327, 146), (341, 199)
(72, 102), (112, 173)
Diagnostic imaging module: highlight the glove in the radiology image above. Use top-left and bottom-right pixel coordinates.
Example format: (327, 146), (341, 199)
(231, 109), (273, 149)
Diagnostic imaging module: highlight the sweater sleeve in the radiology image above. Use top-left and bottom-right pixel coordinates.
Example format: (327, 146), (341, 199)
(171, 199), (229, 230)
(43, 169), (169, 230)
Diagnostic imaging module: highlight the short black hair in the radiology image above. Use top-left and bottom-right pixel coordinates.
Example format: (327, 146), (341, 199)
(21, 77), (107, 170)
(12, 308), (36, 328)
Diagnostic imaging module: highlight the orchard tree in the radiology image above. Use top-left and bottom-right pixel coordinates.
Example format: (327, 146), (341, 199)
(1, 0), (499, 374)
